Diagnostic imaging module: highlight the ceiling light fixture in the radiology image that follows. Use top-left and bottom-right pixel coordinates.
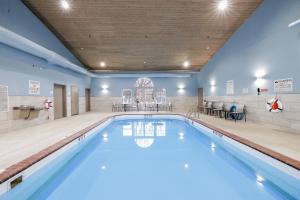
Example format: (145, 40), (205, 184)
(218, 0), (228, 11)
(183, 61), (190, 68)
(100, 62), (106, 68)
(61, 0), (70, 10)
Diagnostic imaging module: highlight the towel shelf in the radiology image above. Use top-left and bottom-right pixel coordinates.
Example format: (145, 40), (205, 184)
(13, 106), (44, 119)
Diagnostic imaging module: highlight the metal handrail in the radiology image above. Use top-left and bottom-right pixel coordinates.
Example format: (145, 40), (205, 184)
(185, 107), (201, 121)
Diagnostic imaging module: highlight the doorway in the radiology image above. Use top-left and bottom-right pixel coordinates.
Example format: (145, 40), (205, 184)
(54, 84), (67, 119)
(198, 88), (203, 106)
(85, 88), (91, 112)
(71, 86), (79, 116)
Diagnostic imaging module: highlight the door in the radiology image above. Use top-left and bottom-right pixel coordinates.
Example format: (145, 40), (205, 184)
(85, 88), (91, 112)
(54, 84), (66, 119)
(71, 86), (79, 116)
(198, 88), (203, 106)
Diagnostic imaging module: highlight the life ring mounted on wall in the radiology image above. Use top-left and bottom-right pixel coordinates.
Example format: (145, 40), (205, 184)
(44, 99), (53, 110)
(266, 98), (283, 113)
(44, 99), (53, 120)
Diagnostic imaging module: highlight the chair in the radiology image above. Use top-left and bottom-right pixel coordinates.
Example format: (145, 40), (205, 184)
(204, 101), (213, 115)
(112, 103), (123, 112)
(212, 102), (224, 118)
(229, 104), (246, 122)
(165, 101), (172, 112)
(197, 102), (205, 113)
(146, 102), (155, 111)
(112, 103), (118, 112)
(222, 103), (232, 119)
(130, 103), (138, 111)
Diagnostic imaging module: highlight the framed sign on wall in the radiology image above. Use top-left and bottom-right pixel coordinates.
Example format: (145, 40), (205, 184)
(274, 78), (293, 93)
(29, 80), (40, 95)
(226, 80), (234, 95)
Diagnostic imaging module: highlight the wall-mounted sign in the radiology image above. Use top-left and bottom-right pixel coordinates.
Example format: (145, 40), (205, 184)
(226, 80), (234, 95)
(29, 80), (40, 95)
(260, 88), (269, 93)
(0, 85), (9, 112)
(274, 78), (293, 93)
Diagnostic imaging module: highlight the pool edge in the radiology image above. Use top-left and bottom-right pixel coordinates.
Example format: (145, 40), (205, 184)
(0, 113), (299, 186)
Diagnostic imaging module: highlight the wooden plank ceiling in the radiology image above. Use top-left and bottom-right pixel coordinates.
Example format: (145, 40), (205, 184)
(23, 0), (262, 71)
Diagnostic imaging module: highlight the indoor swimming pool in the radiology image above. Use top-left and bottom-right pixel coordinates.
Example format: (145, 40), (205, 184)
(0, 115), (299, 200)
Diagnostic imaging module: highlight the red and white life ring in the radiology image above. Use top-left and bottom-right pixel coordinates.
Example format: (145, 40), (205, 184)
(266, 98), (283, 113)
(44, 99), (53, 109)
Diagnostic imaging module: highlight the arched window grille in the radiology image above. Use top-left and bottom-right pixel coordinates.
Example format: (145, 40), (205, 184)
(135, 77), (154, 103)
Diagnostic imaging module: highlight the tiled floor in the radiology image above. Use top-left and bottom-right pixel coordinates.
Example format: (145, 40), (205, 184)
(193, 113), (300, 162)
(0, 112), (112, 170)
(0, 112), (300, 171)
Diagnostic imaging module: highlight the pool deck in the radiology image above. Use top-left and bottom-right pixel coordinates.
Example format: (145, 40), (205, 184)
(0, 112), (300, 173)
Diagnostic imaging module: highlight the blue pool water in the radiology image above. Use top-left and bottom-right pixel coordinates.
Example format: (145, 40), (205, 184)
(1, 117), (299, 200)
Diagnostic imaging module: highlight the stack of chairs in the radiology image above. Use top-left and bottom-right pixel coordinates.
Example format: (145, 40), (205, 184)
(222, 103), (232, 119)
(212, 102), (224, 118)
(112, 103), (123, 112)
(204, 101), (213, 115)
(202, 101), (246, 122)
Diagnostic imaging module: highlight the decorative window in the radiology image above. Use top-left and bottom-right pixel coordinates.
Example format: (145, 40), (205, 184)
(155, 88), (167, 104)
(135, 77), (154, 103)
(122, 89), (132, 104)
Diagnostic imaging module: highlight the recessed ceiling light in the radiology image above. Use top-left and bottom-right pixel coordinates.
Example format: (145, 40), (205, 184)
(183, 61), (190, 68)
(184, 163), (189, 169)
(100, 62), (106, 68)
(218, 0), (228, 11)
(80, 47), (84, 50)
(61, 0), (70, 10)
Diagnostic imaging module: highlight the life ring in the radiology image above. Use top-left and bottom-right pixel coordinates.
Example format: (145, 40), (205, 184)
(266, 98), (283, 113)
(44, 99), (53, 109)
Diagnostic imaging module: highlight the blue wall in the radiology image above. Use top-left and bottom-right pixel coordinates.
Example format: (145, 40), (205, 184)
(0, 0), (90, 97)
(91, 75), (198, 97)
(0, 43), (91, 96)
(0, 0), (84, 67)
(197, 0), (300, 96)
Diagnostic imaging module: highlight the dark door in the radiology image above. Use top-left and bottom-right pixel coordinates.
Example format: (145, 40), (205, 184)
(71, 86), (79, 116)
(198, 88), (203, 106)
(54, 84), (67, 119)
(85, 88), (91, 112)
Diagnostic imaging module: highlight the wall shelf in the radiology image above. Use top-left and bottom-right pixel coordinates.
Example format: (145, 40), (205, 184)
(13, 106), (44, 120)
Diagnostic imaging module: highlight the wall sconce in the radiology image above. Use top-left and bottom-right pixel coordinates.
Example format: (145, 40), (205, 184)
(210, 80), (216, 87)
(210, 80), (216, 93)
(254, 69), (266, 87)
(177, 84), (185, 93)
(101, 85), (109, 94)
(254, 69), (266, 95)
(255, 78), (264, 87)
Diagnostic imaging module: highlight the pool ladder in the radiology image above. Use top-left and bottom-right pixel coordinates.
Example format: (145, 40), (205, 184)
(185, 108), (199, 122)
